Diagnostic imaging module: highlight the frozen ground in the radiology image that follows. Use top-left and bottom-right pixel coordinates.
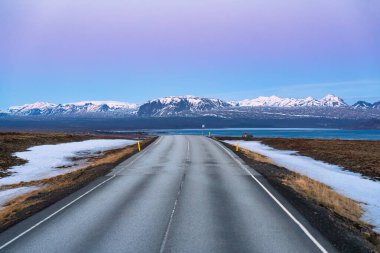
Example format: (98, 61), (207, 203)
(225, 140), (380, 233)
(0, 186), (40, 207)
(0, 139), (136, 186)
(0, 139), (136, 208)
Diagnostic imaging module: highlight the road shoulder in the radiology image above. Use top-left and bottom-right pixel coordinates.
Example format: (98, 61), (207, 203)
(217, 139), (378, 252)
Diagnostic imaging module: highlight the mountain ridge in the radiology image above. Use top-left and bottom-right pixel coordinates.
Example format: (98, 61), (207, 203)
(235, 94), (347, 107)
(8, 101), (138, 116)
(4, 95), (380, 117)
(137, 95), (232, 117)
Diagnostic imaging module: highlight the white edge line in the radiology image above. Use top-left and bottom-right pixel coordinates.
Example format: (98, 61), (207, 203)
(0, 137), (159, 250)
(154, 137), (162, 145)
(0, 175), (116, 250)
(214, 140), (329, 253)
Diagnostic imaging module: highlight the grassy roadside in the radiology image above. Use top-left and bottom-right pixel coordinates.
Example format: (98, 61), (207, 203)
(258, 138), (380, 181)
(236, 147), (365, 225)
(0, 137), (156, 232)
(218, 140), (379, 252)
(0, 132), (98, 177)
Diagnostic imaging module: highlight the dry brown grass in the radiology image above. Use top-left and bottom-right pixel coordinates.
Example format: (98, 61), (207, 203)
(239, 148), (274, 164)
(0, 138), (156, 232)
(284, 173), (380, 248)
(283, 174), (363, 223)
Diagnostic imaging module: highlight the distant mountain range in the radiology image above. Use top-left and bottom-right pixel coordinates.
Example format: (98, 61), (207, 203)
(137, 96), (232, 117)
(8, 101), (138, 116)
(3, 94), (380, 118)
(233, 94), (347, 107)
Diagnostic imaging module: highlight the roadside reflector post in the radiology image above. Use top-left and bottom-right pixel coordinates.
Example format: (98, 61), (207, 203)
(137, 141), (141, 152)
(236, 142), (239, 152)
(209, 132), (211, 137)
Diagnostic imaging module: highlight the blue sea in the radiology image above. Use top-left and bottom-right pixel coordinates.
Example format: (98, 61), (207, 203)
(123, 128), (380, 140)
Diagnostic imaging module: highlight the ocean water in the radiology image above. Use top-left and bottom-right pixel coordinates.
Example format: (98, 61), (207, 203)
(129, 128), (380, 140)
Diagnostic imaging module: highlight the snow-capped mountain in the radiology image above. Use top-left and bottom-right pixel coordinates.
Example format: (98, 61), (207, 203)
(6, 95), (379, 118)
(0, 109), (8, 116)
(236, 94), (347, 107)
(372, 102), (380, 109)
(58, 101), (138, 113)
(237, 96), (319, 107)
(353, 101), (373, 109)
(9, 102), (57, 116)
(137, 96), (232, 117)
(9, 101), (138, 116)
(352, 101), (380, 109)
(319, 94), (347, 107)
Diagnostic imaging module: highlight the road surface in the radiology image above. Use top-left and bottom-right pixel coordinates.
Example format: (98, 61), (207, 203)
(0, 136), (335, 252)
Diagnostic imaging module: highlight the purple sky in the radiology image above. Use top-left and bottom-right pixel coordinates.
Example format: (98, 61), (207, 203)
(1, 0), (380, 108)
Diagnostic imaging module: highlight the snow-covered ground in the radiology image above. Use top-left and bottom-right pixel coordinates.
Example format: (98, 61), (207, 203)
(0, 139), (136, 208)
(1, 139), (136, 186)
(0, 187), (40, 207)
(224, 140), (380, 233)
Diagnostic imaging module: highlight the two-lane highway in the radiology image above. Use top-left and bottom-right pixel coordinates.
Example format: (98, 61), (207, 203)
(0, 136), (335, 252)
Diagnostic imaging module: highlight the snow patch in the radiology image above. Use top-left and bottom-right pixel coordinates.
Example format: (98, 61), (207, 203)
(1, 139), (136, 186)
(0, 186), (40, 207)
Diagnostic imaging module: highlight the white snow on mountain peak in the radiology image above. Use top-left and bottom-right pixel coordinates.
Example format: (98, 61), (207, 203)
(4, 94), (366, 117)
(66, 101), (138, 109)
(8, 102), (57, 115)
(319, 94), (347, 107)
(9, 102), (56, 111)
(235, 94), (347, 107)
(8, 101), (138, 116)
(149, 95), (229, 107)
(137, 95), (232, 116)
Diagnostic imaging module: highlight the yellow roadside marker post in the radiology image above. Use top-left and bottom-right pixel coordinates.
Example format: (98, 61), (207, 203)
(236, 142), (239, 152)
(137, 141), (141, 152)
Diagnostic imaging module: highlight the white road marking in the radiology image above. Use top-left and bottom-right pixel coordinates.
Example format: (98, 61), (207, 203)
(159, 140), (190, 253)
(154, 137), (162, 146)
(159, 177), (184, 253)
(187, 141), (190, 161)
(0, 175), (116, 251)
(213, 140), (329, 253)
(0, 137), (157, 250)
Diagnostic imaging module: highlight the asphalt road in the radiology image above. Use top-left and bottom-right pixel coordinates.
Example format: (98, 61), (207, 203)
(0, 136), (336, 253)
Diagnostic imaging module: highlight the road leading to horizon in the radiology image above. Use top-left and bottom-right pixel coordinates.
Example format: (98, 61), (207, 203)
(0, 136), (335, 253)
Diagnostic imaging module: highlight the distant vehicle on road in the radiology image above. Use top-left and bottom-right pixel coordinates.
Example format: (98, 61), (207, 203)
(242, 133), (254, 140)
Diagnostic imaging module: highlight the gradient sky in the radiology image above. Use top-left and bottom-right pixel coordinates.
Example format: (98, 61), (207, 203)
(1, 0), (380, 109)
